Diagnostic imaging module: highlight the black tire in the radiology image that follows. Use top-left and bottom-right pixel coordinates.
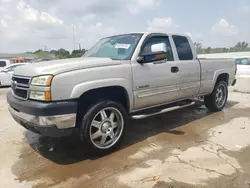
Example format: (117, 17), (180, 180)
(79, 100), (128, 155)
(204, 81), (228, 112)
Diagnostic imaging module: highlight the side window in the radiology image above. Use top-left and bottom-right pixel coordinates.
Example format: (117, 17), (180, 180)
(0, 61), (6, 67)
(172, 35), (193, 60)
(141, 36), (174, 61)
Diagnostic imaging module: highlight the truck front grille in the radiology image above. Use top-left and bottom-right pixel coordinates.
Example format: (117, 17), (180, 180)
(12, 76), (30, 100)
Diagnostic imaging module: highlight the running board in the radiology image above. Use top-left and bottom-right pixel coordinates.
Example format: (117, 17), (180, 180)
(131, 102), (196, 120)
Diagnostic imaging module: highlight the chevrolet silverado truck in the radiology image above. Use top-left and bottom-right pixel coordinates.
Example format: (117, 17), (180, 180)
(7, 32), (237, 154)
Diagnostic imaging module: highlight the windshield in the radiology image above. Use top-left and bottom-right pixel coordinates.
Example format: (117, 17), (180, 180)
(1, 64), (24, 72)
(83, 34), (143, 60)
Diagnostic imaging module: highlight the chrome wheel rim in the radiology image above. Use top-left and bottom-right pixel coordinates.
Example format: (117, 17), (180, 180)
(89, 107), (124, 149)
(215, 84), (227, 108)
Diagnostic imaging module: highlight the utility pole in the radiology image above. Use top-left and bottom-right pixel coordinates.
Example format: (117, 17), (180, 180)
(79, 43), (81, 50)
(72, 25), (76, 50)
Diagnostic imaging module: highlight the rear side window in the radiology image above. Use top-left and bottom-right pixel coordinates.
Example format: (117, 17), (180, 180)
(236, 58), (249, 65)
(172, 35), (193, 60)
(0, 61), (6, 67)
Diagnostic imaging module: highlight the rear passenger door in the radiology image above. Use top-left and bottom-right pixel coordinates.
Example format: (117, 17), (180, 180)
(172, 35), (200, 99)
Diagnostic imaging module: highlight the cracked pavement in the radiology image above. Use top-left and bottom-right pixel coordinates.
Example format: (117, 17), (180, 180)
(1, 87), (250, 188)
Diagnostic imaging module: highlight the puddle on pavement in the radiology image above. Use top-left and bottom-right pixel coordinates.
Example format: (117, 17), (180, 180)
(118, 106), (250, 188)
(11, 101), (250, 188)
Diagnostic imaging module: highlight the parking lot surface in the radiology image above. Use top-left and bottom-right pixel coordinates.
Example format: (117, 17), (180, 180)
(1, 87), (250, 188)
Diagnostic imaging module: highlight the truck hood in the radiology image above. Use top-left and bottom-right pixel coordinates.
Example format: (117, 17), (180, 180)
(14, 57), (121, 77)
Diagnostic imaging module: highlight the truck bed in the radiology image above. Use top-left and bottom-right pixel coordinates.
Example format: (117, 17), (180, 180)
(198, 58), (236, 95)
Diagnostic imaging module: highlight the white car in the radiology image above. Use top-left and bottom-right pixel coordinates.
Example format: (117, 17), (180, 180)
(235, 57), (250, 75)
(0, 63), (29, 87)
(0, 59), (12, 71)
(234, 57), (250, 93)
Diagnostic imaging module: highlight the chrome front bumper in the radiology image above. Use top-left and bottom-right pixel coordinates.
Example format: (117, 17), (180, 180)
(9, 107), (76, 129)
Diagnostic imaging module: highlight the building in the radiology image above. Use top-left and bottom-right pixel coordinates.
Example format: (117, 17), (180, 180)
(0, 53), (36, 62)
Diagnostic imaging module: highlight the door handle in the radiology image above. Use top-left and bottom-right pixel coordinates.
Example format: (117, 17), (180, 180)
(171, 66), (179, 73)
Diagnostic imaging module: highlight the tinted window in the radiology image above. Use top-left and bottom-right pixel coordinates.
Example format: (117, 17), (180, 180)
(172, 35), (193, 60)
(0, 61), (6, 67)
(236, 58), (249, 65)
(141, 36), (174, 61)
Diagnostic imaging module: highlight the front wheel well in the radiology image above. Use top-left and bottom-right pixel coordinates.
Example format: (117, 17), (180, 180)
(76, 86), (130, 127)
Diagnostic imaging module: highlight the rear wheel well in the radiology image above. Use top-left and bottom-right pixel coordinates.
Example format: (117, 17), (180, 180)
(76, 86), (129, 127)
(216, 73), (229, 85)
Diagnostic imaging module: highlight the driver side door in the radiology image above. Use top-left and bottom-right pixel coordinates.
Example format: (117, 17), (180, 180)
(131, 35), (180, 110)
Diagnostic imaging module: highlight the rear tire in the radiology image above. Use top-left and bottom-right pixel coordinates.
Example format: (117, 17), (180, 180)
(204, 81), (228, 112)
(79, 100), (128, 155)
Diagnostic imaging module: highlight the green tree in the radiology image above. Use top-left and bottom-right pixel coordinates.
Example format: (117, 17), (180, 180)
(70, 49), (86, 58)
(195, 41), (250, 54)
(33, 49), (55, 58)
(55, 48), (70, 59)
(222, 48), (228, 53)
(205, 47), (212, 54)
(50, 50), (58, 55)
(233, 42), (249, 52)
(194, 42), (203, 54)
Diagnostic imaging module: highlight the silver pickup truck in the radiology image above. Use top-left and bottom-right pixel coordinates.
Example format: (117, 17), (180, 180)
(7, 32), (237, 154)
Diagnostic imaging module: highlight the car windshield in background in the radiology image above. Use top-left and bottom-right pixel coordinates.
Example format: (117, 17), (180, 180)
(236, 58), (250, 65)
(83, 34), (143, 60)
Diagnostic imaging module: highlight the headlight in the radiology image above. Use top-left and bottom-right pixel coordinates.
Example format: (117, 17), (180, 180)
(31, 75), (53, 86)
(29, 91), (51, 101)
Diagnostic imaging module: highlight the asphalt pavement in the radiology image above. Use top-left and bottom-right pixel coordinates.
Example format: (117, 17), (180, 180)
(1, 86), (250, 188)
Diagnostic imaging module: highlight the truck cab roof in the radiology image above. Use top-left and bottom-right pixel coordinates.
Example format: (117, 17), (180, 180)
(104, 32), (190, 39)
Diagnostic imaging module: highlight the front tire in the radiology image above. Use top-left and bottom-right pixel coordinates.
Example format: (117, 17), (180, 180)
(80, 100), (128, 155)
(204, 81), (228, 112)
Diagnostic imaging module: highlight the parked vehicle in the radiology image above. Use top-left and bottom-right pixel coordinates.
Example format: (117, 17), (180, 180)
(7, 32), (237, 154)
(235, 57), (250, 76)
(11, 57), (25, 63)
(233, 57), (250, 93)
(0, 59), (11, 71)
(0, 63), (29, 86)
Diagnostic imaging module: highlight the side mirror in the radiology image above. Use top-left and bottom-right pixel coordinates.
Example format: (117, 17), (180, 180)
(137, 56), (144, 63)
(137, 51), (168, 64)
(151, 43), (166, 53)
